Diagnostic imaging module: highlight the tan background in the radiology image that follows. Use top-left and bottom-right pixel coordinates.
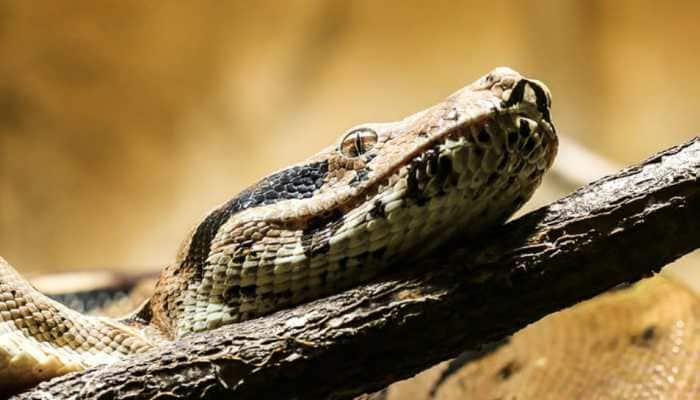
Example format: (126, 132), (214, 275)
(3, 1), (699, 274)
(1, 1), (700, 398)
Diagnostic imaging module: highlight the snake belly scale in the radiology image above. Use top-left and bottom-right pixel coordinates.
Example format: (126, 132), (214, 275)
(0, 67), (557, 392)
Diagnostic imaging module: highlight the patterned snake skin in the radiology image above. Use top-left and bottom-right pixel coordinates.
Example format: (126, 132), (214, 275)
(0, 67), (557, 393)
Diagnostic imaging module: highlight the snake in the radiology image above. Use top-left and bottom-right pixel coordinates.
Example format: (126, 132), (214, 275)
(0, 67), (557, 394)
(428, 276), (700, 399)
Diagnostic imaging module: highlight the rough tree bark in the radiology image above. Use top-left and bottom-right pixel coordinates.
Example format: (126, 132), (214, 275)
(14, 137), (700, 400)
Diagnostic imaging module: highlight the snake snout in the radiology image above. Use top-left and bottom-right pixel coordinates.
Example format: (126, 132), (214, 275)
(478, 68), (553, 128)
(502, 78), (553, 124)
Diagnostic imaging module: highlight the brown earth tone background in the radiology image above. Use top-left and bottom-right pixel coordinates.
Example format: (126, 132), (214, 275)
(1, 1), (700, 397)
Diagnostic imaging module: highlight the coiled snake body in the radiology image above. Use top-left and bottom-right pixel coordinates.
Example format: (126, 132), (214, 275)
(0, 67), (557, 392)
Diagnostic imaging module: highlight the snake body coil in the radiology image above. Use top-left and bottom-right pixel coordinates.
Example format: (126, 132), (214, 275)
(0, 67), (557, 393)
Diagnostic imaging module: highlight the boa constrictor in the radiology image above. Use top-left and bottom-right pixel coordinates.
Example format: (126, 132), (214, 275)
(0, 67), (557, 393)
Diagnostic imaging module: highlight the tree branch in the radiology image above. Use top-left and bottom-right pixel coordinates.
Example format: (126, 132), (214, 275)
(15, 137), (700, 400)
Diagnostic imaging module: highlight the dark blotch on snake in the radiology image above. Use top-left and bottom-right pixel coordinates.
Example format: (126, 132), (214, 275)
(406, 159), (429, 206)
(231, 254), (247, 264)
(487, 172), (499, 186)
(349, 168), (371, 186)
(507, 130), (519, 148)
(523, 138), (536, 154)
(301, 209), (344, 257)
(224, 286), (241, 304)
(185, 160), (330, 282)
(436, 157), (452, 185)
(519, 121), (530, 138)
(512, 159), (524, 174)
(305, 209), (344, 232)
(497, 154), (509, 170)
(477, 128), (490, 144)
(429, 339), (510, 396)
(498, 360), (521, 381)
(372, 247), (387, 260)
(369, 200), (386, 219)
(630, 325), (657, 347)
(349, 154), (375, 187)
(240, 285), (257, 298)
(425, 149), (439, 176)
(307, 241), (330, 257)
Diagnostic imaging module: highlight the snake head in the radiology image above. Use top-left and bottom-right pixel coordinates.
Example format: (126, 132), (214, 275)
(149, 68), (559, 336)
(323, 67), (558, 206)
(474, 66), (553, 121)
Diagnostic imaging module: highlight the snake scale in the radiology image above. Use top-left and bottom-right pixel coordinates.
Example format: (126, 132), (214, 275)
(0, 67), (557, 394)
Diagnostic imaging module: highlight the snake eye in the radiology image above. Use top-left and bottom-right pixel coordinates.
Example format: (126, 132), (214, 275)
(338, 128), (378, 158)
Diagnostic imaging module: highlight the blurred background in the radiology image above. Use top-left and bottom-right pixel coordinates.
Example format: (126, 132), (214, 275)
(1, 1), (700, 396)
(2, 0), (699, 274)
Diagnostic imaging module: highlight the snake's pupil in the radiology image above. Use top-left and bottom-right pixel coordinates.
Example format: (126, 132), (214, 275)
(340, 128), (377, 158)
(354, 133), (364, 155)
